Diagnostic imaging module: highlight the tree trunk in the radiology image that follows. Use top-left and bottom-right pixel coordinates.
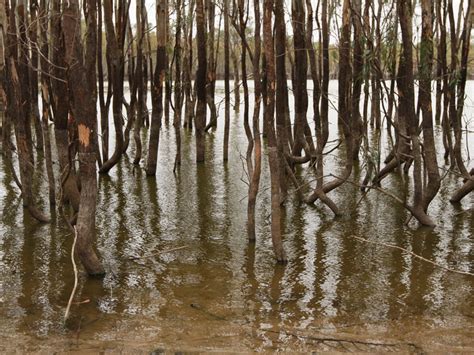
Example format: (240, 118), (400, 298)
(173, 0), (183, 169)
(223, 0), (230, 162)
(183, 0), (195, 130)
(134, 0), (145, 165)
(306, 0), (352, 214)
(351, 0), (364, 161)
(99, 0), (127, 174)
(419, 0), (440, 213)
(275, 0), (290, 198)
(39, 0), (55, 205)
(204, 0), (217, 131)
(246, 0), (262, 241)
(195, 0), (207, 162)
(50, 0), (81, 213)
(398, 0), (435, 226)
(263, 0), (286, 262)
(63, 0), (104, 275)
(29, 0), (44, 154)
(146, 0), (167, 174)
(451, 0), (473, 202)
(97, 1), (109, 163)
(4, 0), (49, 222)
(231, 43), (240, 111)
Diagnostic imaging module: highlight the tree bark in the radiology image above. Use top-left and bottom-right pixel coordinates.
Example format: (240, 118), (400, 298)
(173, 0), (183, 169)
(183, 0), (195, 130)
(99, 0), (127, 174)
(204, 0), (217, 131)
(63, 0), (104, 275)
(39, 0), (55, 205)
(146, 0), (167, 174)
(195, 0), (207, 162)
(263, 0), (286, 262)
(398, 0), (435, 226)
(4, 0), (49, 222)
(223, 0), (230, 162)
(419, 0), (440, 213)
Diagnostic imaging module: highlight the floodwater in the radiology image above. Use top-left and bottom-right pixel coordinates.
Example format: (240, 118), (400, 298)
(0, 81), (473, 353)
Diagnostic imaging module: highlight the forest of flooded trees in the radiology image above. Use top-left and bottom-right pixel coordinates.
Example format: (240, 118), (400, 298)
(0, 0), (473, 352)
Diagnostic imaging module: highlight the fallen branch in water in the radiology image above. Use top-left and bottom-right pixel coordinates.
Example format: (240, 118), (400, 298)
(263, 328), (422, 352)
(129, 245), (189, 261)
(351, 235), (474, 277)
(64, 226), (79, 322)
(72, 299), (90, 305)
(454, 208), (473, 216)
(189, 303), (421, 352)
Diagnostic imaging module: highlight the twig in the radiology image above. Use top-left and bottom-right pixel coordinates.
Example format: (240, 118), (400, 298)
(454, 207), (474, 216)
(351, 235), (474, 277)
(64, 226), (79, 322)
(330, 174), (406, 206)
(190, 302), (420, 351)
(264, 327), (420, 351)
(129, 245), (188, 261)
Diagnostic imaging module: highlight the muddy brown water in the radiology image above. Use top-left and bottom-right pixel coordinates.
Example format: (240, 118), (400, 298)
(0, 81), (473, 353)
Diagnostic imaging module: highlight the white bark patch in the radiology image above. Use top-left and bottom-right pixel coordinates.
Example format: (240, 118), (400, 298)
(78, 124), (90, 147)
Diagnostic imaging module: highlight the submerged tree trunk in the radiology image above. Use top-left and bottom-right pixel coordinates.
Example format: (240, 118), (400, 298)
(173, 0), (183, 169)
(419, 0), (440, 213)
(133, 0), (145, 165)
(351, 0), (364, 161)
(231, 43), (240, 111)
(63, 0), (105, 275)
(246, 0), (262, 241)
(263, 0), (286, 262)
(29, 0), (43, 154)
(6, 60), (50, 222)
(204, 0), (218, 131)
(320, 0), (330, 148)
(39, 0), (55, 205)
(398, 0), (436, 226)
(50, 0), (81, 214)
(4, 0), (49, 222)
(195, 0), (207, 162)
(275, 0), (290, 198)
(223, 0), (230, 162)
(99, 0), (127, 174)
(97, 1), (109, 163)
(306, 0), (352, 215)
(146, 0), (167, 175)
(451, 0), (473, 202)
(290, 0), (312, 161)
(183, 0), (195, 130)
